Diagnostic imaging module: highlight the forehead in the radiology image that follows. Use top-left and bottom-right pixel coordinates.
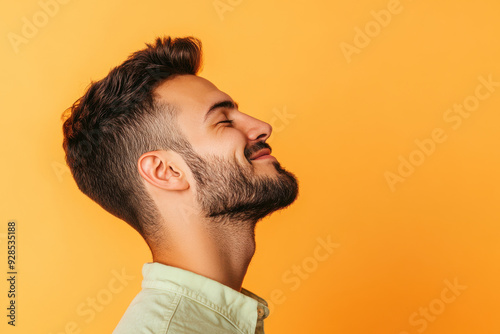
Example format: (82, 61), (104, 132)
(154, 74), (231, 117)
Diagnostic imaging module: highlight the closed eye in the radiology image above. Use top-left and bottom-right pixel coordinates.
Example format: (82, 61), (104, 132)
(218, 119), (234, 125)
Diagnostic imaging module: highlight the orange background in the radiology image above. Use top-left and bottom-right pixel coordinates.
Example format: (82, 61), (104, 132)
(1, 0), (499, 333)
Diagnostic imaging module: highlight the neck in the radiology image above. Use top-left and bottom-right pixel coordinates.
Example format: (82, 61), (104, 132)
(150, 216), (257, 292)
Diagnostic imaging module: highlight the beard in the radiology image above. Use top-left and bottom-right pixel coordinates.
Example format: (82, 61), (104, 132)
(178, 141), (299, 226)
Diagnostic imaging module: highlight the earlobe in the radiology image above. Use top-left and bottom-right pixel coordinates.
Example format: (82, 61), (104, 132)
(137, 151), (189, 191)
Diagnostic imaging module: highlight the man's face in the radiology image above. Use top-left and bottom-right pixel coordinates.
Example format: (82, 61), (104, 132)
(154, 74), (298, 224)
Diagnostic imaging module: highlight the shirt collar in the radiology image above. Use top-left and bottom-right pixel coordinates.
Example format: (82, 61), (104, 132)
(141, 262), (270, 333)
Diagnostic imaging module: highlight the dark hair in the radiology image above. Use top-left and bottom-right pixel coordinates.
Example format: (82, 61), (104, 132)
(61, 36), (203, 243)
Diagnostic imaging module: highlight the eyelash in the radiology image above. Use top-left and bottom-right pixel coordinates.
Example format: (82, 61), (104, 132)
(218, 119), (234, 125)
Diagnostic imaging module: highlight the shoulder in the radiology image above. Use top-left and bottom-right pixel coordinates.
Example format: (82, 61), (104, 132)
(112, 288), (181, 334)
(113, 288), (241, 334)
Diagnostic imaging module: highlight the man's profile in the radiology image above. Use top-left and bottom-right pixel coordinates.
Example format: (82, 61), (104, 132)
(61, 36), (299, 333)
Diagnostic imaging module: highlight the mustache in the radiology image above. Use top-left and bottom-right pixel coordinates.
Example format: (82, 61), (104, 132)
(244, 141), (272, 160)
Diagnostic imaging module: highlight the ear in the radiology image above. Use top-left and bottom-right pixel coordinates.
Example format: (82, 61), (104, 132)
(137, 150), (189, 191)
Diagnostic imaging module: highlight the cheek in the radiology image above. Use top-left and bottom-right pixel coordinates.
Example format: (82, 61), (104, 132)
(220, 130), (247, 153)
(197, 128), (247, 157)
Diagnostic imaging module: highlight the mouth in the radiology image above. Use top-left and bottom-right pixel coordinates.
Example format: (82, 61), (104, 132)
(250, 148), (273, 160)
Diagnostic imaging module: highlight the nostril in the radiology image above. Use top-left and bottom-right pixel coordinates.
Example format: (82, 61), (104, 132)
(256, 133), (267, 141)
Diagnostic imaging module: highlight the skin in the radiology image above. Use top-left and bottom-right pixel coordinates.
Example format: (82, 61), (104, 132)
(137, 74), (296, 292)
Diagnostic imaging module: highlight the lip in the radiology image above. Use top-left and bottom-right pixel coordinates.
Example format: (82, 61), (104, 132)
(253, 154), (274, 160)
(250, 148), (272, 160)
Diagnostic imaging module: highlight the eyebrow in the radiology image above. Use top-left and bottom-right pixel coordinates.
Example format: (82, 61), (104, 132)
(203, 100), (239, 123)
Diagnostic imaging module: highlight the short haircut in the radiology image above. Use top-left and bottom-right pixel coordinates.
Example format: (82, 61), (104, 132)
(61, 36), (202, 243)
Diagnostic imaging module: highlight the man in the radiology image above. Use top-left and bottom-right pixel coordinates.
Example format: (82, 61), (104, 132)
(61, 36), (299, 333)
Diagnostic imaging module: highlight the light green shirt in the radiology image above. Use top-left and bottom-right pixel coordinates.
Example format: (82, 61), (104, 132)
(113, 262), (270, 334)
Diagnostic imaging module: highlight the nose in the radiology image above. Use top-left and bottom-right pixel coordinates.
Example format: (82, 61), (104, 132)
(239, 113), (273, 143)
